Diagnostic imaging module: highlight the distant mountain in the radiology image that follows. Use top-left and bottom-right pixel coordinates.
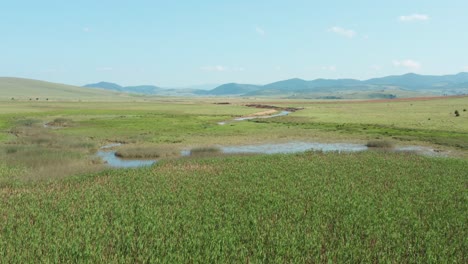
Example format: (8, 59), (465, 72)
(263, 78), (311, 91)
(124, 85), (162, 94)
(364, 72), (468, 89)
(199, 83), (261, 95)
(84, 82), (162, 95)
(168, 83), (221, 90)
(208, 72), (468, 97)
(84, 82), (123, 91)
(82, 73), (468, 99)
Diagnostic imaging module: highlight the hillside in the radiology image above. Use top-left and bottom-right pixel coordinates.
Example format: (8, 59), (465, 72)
(85, 82), (163, 94)
(0, 77), (126, 100)
(198, 83), (261, 95)
(83, 73), (468, 99)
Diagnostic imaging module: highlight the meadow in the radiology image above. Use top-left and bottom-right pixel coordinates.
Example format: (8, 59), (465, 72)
(0, 96), (467, 262)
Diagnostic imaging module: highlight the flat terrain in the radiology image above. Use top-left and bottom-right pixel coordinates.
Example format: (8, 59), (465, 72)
(0, 96), (467, 262)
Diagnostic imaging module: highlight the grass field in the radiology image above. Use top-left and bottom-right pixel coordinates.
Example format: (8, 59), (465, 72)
(1, 152), (467, 262)
(0, 96), (467, 262)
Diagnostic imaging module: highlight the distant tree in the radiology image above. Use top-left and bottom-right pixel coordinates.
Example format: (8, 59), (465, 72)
(464, 109), (467, 112)
(46, 98), (49, 101)
(11, 97), (14, 100)
(29, 98), (32, 101)
(36, 98), (39, 101)
(454, 110), (460, 117)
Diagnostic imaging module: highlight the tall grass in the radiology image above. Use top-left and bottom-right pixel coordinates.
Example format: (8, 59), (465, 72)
(0, 152), (466, 262)
(1, 121), (100, 181)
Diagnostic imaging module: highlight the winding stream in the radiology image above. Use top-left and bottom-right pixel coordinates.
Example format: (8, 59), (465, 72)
(97, 143), (157, 168)
(218, 111), (290, 125)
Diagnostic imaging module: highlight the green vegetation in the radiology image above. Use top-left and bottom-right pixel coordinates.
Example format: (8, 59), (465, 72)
(0, 95), (467, 261)
(1, 152), (466, 262)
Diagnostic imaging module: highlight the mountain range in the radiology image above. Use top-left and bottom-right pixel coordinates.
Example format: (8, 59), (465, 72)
(84, 73), (468, 99)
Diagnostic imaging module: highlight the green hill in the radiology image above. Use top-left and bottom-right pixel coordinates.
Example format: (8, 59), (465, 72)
(0, 77), (127, 100)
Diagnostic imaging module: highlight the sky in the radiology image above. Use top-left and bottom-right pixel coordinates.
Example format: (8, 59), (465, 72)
(1, 0), (468, 87)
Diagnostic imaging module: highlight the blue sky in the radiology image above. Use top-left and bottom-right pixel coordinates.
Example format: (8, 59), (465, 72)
(1, 0), (468, 87)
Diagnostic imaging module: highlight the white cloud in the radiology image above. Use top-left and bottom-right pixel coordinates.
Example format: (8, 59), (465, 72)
(393, 59), (421, 70)
(83, 27), (91, 32)
(321, 65), (337, 71)
(399, 14), (429, 22)
(371, 65), (382, 71)
(328, 26), (356, 38)
(255, 26), (266, 37)
(463, 66), (468, 72)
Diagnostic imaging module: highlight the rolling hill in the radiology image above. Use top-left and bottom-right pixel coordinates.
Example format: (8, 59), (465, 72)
(0, 77), (127, 100)
(197, 83), (261, 95)
(84, 82), (163, 94)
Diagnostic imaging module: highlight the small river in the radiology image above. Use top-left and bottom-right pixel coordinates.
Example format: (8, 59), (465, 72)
(97, 144), (157, 168)
(98, 142), (445, 169)
(218, 111), (290, 125)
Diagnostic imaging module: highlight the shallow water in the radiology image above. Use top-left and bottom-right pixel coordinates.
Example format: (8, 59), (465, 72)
(96, 151), (156, 168)
(219, 111), (290, 125)
(182, 142), (446, 157)
(393, 146), (447, 157)
(98, 142), (445, 168)
(234, 111), (291, 121)
(222, 142), (368, 154)
(97, 143), (156, 168)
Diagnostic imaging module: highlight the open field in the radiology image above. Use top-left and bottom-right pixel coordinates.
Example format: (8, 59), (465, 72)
(0, 96), (467, 261)
(1, 152), (467, 262)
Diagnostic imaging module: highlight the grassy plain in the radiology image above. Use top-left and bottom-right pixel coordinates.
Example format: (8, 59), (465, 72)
(0, 96), (467, 261)
(1, 152), (467, 262)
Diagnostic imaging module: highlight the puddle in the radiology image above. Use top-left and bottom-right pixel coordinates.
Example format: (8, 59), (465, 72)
(219, 111), (290, 125)
(182, 142), (446, 157)
(393, 146), (448, 157)
(97, 143), (156, 168)
(96, 141), (446, 168)
(234, 111), (290, 121)
(221, 142), (367, 154)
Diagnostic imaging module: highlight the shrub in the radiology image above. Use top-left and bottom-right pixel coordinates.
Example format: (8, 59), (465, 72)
(454, 110), (460, 117)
